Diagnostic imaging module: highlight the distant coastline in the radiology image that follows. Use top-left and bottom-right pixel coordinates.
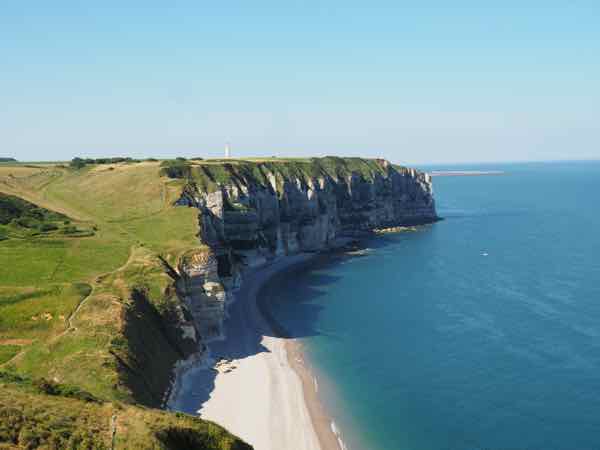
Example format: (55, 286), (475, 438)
(429, 170), (505, 177)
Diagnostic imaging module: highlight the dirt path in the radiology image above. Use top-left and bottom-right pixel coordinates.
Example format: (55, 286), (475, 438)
(65, 245), (138, 331)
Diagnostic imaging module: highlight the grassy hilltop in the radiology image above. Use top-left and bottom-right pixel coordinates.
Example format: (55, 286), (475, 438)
(0, 155), (401, 448)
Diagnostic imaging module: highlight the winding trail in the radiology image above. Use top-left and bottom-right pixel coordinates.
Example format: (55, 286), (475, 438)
(65, 245), (138, 331)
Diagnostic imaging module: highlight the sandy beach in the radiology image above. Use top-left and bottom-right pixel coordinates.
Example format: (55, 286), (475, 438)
(169, 253), (342, 450)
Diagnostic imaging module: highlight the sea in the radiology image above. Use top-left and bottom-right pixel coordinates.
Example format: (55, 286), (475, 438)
(261, 161), (600, 450)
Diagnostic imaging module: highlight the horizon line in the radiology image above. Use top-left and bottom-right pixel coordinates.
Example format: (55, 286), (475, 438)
(5, 156), (600, 167)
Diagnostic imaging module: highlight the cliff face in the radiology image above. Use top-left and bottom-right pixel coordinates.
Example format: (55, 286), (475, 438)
(170, 157), (437, 342)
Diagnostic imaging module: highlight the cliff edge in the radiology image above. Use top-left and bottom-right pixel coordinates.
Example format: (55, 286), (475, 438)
(167, 156), (437, 343)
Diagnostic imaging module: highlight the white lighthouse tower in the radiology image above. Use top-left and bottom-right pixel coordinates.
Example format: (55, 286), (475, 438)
(225, 142), (231, 158)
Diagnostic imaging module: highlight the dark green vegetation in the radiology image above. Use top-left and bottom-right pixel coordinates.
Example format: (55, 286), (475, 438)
(159, 159), (193, 179)
(161, 155), (405, 193)
(69, 156), (142, 169)
(0, 158), (17, 163)
(0, 193), (92, 240)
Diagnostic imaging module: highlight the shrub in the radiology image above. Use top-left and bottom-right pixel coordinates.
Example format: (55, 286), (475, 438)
(1, 195), (67, 230)
(34, 378), (100, 403)
(38, 223), (58, 232)
(62, 225), (78, 234)
(0, 407), (23, 443)
(0, 194), (32, 224)
(69, 158), (86, 169)
(70, 156), (141, 169)
(159, 160), (192, 179)
(72, 282), (92, 298)
(0, 371), (27, 385)
(14, 217), (39, 229)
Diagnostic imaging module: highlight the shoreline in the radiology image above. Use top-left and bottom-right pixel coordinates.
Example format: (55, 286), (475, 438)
(168, 227), (436, 449)
(168, 252), (343, 450)
(286, 339), (347, 450)
(255, 255), (346, 450)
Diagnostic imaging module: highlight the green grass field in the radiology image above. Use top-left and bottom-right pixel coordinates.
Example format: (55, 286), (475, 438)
(0, 161), (201, 391)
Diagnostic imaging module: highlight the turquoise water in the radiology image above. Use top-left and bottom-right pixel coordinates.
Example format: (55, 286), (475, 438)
(264, 161), (600, 450)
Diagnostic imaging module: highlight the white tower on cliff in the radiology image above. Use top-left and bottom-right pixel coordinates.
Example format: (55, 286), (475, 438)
(225, 142), (231, 158)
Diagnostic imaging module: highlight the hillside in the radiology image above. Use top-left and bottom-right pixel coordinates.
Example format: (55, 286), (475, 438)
(0, 156), (437, 448)
(0, 159), (250, 449)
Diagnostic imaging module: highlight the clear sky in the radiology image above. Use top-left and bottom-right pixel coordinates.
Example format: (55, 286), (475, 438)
(1, 1), (599, 164)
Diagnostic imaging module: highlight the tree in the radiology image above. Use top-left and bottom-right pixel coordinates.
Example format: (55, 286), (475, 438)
(69, 157), (86, 169)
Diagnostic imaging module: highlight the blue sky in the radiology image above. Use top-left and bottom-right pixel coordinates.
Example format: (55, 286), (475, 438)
(1, 1), (598, 164)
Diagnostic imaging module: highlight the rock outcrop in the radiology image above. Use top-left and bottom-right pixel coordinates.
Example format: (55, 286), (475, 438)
(170, 157), (438, 342)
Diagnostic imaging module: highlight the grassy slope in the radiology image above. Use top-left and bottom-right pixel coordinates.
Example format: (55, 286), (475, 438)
(0, 162), (198, 385)
(0, 161), (251, 448)
(0, 372), (250, 450)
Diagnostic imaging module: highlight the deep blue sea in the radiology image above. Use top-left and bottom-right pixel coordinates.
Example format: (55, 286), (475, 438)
(263, 161), (600, 450)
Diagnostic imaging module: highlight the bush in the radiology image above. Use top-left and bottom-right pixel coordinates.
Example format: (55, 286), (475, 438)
(0, 407), (23, 443)
(34, 378), (100, 403)
(38, 223), (58, 232)
(1, 195), (68, 230)
(70, 156), (140, 169)
(159, 160), (192, 179)
(62, 225), (78, 234)
(69, 158), (86, 169)
(0, 371), (27, 385)
(73, 283), (92, 298)
(14, 217), (39, 229)
(0, 194), (33, 224)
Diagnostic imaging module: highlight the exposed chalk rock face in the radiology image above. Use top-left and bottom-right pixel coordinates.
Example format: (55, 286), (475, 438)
(179, 158), (436, 254)
(176, 248), (233, 341)
(173, 157), (437, 345)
